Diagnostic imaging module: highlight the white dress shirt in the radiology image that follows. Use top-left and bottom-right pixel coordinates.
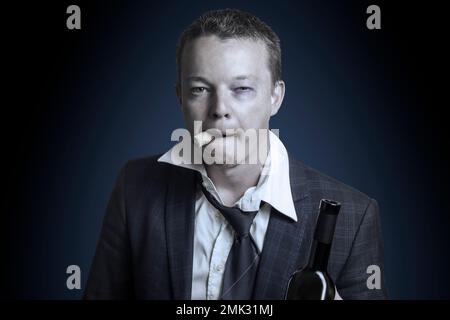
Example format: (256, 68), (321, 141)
(158, 131), (297, 300)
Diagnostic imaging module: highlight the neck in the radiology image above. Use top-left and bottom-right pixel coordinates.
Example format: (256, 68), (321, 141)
(205, 150), (268, 206)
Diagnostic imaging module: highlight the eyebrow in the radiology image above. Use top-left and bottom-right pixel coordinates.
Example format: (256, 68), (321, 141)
(185, 76), (210, 83)
(232, 75), (256, 81)
(185, 75), (256, 83)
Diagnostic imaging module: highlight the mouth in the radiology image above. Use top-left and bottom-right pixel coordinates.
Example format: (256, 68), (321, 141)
(221, 130), (237, 138)
(203, 128), (237, 137)
(194, 128), (238, 147)
(222, 133), (234, 138)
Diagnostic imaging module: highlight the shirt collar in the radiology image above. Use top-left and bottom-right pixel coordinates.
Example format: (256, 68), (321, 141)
(157, 130), (297, 222)
(260, 131), (297, 221)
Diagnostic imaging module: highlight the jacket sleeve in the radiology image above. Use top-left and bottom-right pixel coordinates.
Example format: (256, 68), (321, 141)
(336, 198), (388, 299)
(84, 162), (135, 299)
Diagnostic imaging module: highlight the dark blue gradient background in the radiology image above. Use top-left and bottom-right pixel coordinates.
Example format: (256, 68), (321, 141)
(4, 1), (449, 299)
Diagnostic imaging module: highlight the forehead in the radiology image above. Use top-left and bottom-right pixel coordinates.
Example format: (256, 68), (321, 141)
(181, 35), (271, 82)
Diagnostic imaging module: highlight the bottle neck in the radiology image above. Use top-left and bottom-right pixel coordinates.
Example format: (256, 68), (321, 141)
(307, 240), (331, 272)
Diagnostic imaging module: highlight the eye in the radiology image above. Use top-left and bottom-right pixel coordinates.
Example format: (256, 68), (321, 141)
(190, 87), (209, 95)
(234, 87), (252, 93)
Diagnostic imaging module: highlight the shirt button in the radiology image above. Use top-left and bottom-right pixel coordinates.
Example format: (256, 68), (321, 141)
(215, 265), (223, 272)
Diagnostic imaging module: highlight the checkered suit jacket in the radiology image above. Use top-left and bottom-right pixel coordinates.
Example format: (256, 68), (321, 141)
(84, 154), (387, 299)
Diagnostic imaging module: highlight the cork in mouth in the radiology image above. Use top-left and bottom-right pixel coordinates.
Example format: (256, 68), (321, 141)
(194, 131), (214, 148)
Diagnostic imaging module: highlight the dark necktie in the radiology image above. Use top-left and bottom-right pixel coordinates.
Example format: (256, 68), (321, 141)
(198, 176), (261, 300)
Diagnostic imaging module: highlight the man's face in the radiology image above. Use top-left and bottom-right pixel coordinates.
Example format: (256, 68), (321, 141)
(177, 35), (284, 164)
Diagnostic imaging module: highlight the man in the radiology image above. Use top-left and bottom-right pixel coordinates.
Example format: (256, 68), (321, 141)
(84, 9), (387, 300)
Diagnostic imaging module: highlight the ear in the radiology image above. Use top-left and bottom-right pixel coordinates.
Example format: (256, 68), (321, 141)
(270, 80), (285, 116)
(175, 82), (182, 106)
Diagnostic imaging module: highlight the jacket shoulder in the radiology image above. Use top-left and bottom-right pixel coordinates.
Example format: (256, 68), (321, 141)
(118, 154), (187, 195)
(124, 154), (170, 178)
(289, 157), (374, 210)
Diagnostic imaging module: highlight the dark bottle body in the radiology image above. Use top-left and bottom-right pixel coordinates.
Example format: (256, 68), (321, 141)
(285, 199), (341, 300)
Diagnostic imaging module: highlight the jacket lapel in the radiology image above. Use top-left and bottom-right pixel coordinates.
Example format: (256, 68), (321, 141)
(253, 156), (314, 299)
(164, 166), (197, 299)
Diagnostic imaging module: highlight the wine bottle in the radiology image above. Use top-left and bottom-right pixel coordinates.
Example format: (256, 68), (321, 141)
(285, 199), (341, 300)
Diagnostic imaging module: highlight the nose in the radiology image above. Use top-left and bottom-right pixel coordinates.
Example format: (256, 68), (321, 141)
(209, 90), (231, 119)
